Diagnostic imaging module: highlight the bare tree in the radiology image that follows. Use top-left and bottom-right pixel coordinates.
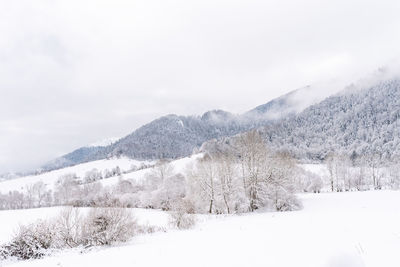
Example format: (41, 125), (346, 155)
(388, 163), (400, 189)
(144, 160), (174, 191)
(32, 181), (47, 207)
(325, 153), (351, 192)
(235, 130), (270, 211)
(54, 173), (80, 205)
(365, 153), (382, 189)
(187, 154), (218, 213)
(215, 153), (239, 214)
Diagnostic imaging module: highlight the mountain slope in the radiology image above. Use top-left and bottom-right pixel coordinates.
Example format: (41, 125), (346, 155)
(42, 146), (108, 171)
(108, 112), (245, 160)
(245, 85), (313, 121)
(41, 87), (320, 171)
(261, 79), (400, 161)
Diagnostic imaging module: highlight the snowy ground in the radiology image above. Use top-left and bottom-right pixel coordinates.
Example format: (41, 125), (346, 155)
(2, 190), (400, 267)
(0, 155), (204, 194)
(100, 154), (202, 187)
(0, 157), (152, 194)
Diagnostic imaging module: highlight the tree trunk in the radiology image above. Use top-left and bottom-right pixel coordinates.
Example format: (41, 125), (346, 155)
(209, 199), (213, 214)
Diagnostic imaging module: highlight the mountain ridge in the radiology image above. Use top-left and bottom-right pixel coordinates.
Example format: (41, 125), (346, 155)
(41, 86), (320, 172)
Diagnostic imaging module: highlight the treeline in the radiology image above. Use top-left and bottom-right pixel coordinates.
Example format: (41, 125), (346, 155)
(0, 131), (306, 214)
(324, 152), (400, 192)
(0, 163), (153, 210)
(2, 131), (399, 214)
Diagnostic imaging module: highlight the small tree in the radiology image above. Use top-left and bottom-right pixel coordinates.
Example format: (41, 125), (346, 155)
(54, 173), (80, 205)
(187, 154), (218, 213)
(84, 169), (103, 183)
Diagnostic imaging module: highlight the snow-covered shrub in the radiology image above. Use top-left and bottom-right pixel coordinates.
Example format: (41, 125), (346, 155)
(92, 187), (123, 208)
(294, 168), (323, 193)
(54, 207), (138, 248)
(118, 193), (142, 208)
(269, 187), (303, 212)
(168, 200), (196, 229)
(54, 207), (85, 248)
(82, 208), (137, 246)
(306, 174), (323, 193)
(84, 168), (103, 184)
(1, 207), (142, 261)
(152, 173), (187, 211)
(1, 220), (56, 260)
(169, 210), (196, 230)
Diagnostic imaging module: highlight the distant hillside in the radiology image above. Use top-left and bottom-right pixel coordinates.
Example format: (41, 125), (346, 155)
(41, 86), (319, 172)
(42, 146), (107, 172)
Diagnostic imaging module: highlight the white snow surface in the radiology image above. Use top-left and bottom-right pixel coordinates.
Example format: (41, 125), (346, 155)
(88, 137), (119, 147)
(2, 190), (400, 267)
(0, 154), (201, 194)
(100, 154), (202, 187)
(0, 157), (151, 194)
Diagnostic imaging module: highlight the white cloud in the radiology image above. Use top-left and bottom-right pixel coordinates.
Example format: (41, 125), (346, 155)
(1, 0), (400, 172)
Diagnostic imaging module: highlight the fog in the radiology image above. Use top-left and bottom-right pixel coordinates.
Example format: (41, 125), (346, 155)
(1, 0), (400, 172)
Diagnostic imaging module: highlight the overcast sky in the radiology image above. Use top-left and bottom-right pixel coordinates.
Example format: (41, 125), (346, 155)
(1, 0), (400, 173)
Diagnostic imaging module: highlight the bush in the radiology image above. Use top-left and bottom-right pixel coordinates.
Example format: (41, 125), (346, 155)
(54, 207), (85, 248)
(82, 208), (137, 246)
(1, 220), (56, 260)
(1, 207), (140, 261)
(271, 188), (303, 212)
(169, 210), (196, 230)
(168, 200), (196, 229)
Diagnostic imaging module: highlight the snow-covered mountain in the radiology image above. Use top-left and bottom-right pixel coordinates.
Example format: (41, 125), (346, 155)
(41, 87), (321, 172)
(88, 137), (120, 148)
(42, 73), (400, 172)
(41, 138), (119, 172)
(244, 85), (322, 122)
(260, 79), (400, 161)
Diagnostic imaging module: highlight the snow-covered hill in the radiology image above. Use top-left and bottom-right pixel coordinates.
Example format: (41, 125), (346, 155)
(0, 157), (152, 194)
(0, 153), (204, 195)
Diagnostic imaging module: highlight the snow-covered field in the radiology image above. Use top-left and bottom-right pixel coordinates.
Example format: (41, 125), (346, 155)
(2, 190), (399, 267)
(100, 154), (202, 187)
(0, 157), (152, 194)
(0, 155), (204, 194)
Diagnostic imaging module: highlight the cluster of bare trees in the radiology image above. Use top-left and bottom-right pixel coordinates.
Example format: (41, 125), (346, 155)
(0, 131), (303, 214)
(0, 181), (52, 210)
(187, 131), (302, 213)
(325, 152), (400, 192)
(0, 165), (127, 210)
(100, 131), (301, 214)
